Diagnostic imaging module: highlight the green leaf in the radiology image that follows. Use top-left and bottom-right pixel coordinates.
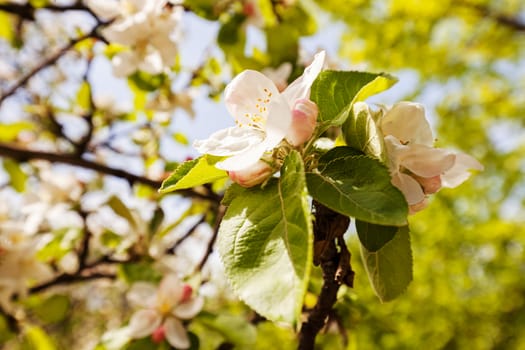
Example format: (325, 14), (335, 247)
(159, 155), (228, 193)
(356, 220), (398, 252)
(306, 148), (408, 226)
(310, 70), (397, 128)
(76, 81), (91, 111)
(3, 158), (27, 192)
(218, 151), (312, 325)
(361, 226), (413, 302)
(21, 325), (57, 350)
(172, 132), (189, 145)
(342, 102), (384, 158)
(118, 261), (162, 284)
(106, 195), (137, 228)
(128, 71), (166, 92)
(27, 295), (70, 323)
(0, 122), (34, 142)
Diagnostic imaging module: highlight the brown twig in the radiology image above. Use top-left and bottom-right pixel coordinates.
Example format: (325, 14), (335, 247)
(0, 1), (97, 21)
(456, 1), (525, 32)
(0, 142), (220, 201)
(196, 204), (226, 272)
(166, 215), (206, 254)
(298, 202), (353, 350)
(0, 24), (102, 104)
(29, 272), (116, 294)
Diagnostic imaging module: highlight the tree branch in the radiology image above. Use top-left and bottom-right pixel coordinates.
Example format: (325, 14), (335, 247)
(0, 24), (102, 104)
(0, 142), (219, 201)
(29, 272), (116, 294)
(457, 1), (525, 32)
(0, 1), (97, 21)
(298, 202), (353, 350)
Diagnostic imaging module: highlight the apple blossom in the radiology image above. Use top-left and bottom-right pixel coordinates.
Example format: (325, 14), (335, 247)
(228, 160), (273, 187)
(379, 101), (483, 213)
(193, 51), (325, 172)
(126, 274), (203, 349)
(90, 0), (182, 77)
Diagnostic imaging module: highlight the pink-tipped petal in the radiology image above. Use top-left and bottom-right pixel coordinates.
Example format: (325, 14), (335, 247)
(129, 309), (162, 338)
(228, 160), (273, 187)
(391, 173), (426, 205)
(164, 318), (190, 349)
(173, 296), (204, 320)
(400, 144), (456, 178)
(286, 99), (318, 146)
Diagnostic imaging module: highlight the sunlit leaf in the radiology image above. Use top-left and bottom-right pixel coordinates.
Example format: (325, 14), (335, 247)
(0, 122), (34, 142)
(218, 151), (313, 325)
(159, 155), (227, 193)
(22, 325), (57, 350)
(311, 70), (397, 128)
(306, 147), (407, 226)
(106, 195), (137, 228)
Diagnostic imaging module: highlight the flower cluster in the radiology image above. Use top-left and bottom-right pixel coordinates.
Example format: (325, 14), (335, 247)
(376, 102), (484, 213)
(87, 0), (182, 77)
(125, 274), (203, 348)
(194, 51), (325, 186)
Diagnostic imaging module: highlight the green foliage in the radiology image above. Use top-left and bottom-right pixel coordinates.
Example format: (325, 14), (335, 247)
(306, 147), (408, 226)
(360, 225), (413, 302)
(118, 261), (162, 284)
(25, 294), (71, 323)
(159, 155), (228, 193)
(218, 151), (312, 325)
(343, 102), (383, 159)
(197, 313), (257, 348)
(3, 158), (27, 192)
(310, 70), (396, 130)
(355, 221), (398, 252)
(21, 325), (57, 350)
(0, 122), (34, 142)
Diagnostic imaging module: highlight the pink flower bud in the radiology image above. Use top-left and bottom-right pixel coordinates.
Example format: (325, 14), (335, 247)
(151, 325), (166, 344)
(413, 175), (442, 194)
(181, 284), (193, 303)
(409, 197), (429, 215)
(286, 99), (318, 146)
(228, 161), (273, 188)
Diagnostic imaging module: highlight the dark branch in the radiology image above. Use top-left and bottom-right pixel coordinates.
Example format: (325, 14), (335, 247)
(29, 272), (115, 294)
(197, 205), (226, 272)
(0, 142), (219, 201)
(0, 1), (97, 21)
(0, 24), (102, 104)
(166, 215), (206, 254)
(457, 1), (525, 32)
(298, 202), (353, 350)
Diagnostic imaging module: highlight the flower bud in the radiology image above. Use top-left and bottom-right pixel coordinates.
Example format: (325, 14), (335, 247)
(181, 284), (193, 303)
(151, 325), (166, 344)
(228, 161), (273, 188)
(286, 99), (318, 146)
(409, 197), (429, 215)
(413, 174), (442, 194)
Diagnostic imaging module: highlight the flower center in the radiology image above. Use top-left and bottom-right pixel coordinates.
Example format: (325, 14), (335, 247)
(235, 88), (273, 130)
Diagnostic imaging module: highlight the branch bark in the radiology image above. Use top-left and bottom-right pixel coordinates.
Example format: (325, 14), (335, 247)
(298, 202), (354, 350)
(457, 1), (525, 32)
(0, 142), (219, 201)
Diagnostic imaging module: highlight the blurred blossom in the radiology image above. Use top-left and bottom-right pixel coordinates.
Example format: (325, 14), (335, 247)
(88, 0), (183, 77)
(126, 274), (203, 348)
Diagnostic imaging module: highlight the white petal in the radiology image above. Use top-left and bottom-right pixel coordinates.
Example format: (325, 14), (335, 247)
(157, 274), (184, 309)
(127, 282), (158, 309)
(224, 70), (281, 129)
(193, 127), (265, 157)
(282, 50), (326, 106)
(391, 173), (426, 205)
(400, 144), (456, 177)
(214, 140), (268, 171)
(112, 51), (140, 77)
(128, 309), (162, 338)
(85, 0), (120, 20)
(441, 152), (483, 188)
(173, 296), (204, 320)
(164, 317), (190, 349)
(381, 102), (434, 146)
(285, 98), (318, 146)
(138, 49), (165, 74)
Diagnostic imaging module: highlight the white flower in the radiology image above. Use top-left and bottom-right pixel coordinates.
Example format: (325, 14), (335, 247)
(96, 0), (182, 77)
(380, 102), (483, 213)
(127, 274), (203, 349)
(194, 51), (325, 171)
(0, 223), (53, 311)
